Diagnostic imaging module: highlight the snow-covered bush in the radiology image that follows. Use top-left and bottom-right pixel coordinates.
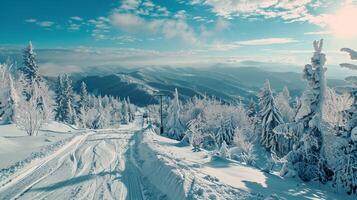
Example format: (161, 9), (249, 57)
(166, 88), (185, 140)
(219, 141), (230, 159)
(186, 114), (204, 152)
(233, 127), (257, 165)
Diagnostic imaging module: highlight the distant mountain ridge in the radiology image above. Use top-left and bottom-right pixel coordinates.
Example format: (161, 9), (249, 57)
(67, 66), (346, 106)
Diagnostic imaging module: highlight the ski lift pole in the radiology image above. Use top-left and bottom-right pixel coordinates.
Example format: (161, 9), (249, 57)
(154, 93), (166, 135)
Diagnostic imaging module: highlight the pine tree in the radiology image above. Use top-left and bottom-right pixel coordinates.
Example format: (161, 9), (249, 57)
(278, 39), (331, 182)
(246, 98), (257, 118)
(54, 75), (65, 121)
(215, 114), (235, 147)
(329, 47), (357, 194)
(276, 86), (294, 122)
(127, 97), (135, 122)
(166, 88), (185, 140)
(93, 98), (105, 129)
(122, 99), (129, 124)
(22, 41), (40, 85)
(54, 75), (76, 124)
(0, 64), (18, 124)
(220, 141), (230, 159)
(78, 82), (89, 128)
(258, 80), (284, 153)
(186, 114), (204, 152)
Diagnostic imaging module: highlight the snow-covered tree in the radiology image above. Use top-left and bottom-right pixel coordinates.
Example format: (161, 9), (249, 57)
(323, 88), (353, 132)
(233, 127), (257, 166)
(246, 98), (257, 118)
(275, 86), (295, 122)
(258, 80), (284, 154)
(22, 41), (40, 84)
(0, 64), (18, 124)
(78, 82), (89, 128)
(220, 141), (230, 159)
(215, 114), (235, 147)
(126, 97), (135, 122)
(15, 79), (44, 136)
(93, 98), (106, 129)
(277, 39), (330, 182)
(38, 81), (54, 123)
(186, 114), (204, 152)
(54, 74), (76, 125)
(327, 47), (357, 194)
(166, 88), (185, 140)
(121, 98), (129, 124)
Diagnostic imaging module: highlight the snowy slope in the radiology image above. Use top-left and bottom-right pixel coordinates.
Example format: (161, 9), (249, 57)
(0, 116), (167, 200)
(0, 122), (80, 184)
(138, 127), (353, 200)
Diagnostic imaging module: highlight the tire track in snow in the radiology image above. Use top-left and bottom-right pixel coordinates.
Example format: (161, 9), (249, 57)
(0, 121), (158, 200)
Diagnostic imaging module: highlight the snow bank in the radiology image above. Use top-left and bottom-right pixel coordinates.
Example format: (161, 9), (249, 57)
(138, 127), (353, 200)
(0, 122), (82, 186)
(136, 128), (253, 200)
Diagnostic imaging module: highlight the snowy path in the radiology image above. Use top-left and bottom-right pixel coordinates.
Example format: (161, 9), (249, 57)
(0, 124), (150, 200)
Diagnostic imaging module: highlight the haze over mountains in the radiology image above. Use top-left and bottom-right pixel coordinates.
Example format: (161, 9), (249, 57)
(64, 65), (346, 106)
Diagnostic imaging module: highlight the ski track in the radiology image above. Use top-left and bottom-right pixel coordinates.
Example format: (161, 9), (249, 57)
(0, 124), (151, 200)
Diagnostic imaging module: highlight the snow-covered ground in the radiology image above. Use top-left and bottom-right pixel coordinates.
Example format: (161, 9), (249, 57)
(0, 122), (79, 182)
(137, 126), (354, 200)
(0, 118), (353, 200)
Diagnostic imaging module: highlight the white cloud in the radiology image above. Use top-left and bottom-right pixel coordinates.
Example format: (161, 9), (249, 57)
(37, 21), (55, 27)
(208, 41), (240, 51)
(120, 0), (140, 11)
(236, 38), (298, 45)
(25, 19), (56, 29)
(68, 23), (81, 31)
(25, 18), (37, 23)
(304, 31), (330, 35)
(194, 0), (331, 26)
(110, 13), (197, 44)
(70, 16), (83, 21)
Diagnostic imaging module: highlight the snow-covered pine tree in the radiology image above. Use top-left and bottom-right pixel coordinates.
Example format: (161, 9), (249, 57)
(78, 81), (89, 128)
(38, 81), (54, 123)
(278, 39), (331, 182)
(246, 98), (257, 118)
(54, 75), (65, 122)
(186, 114), (204, 152)
(54, 74), (76, 125)
(0, 64), (18, 124)
(93, 98), (106, 129)
(220, 141), (230, 159)
(258, 80), (284, 154)
(22, 41), (40, 84)
(110, 97), (121, 127)
(275, 86), (294, 122)
(215, 114), (235, 147)
(329, 47), (357, 194)
(166, 88), (185, 140)
(127, 97), (136, 122)
(121, 98), (129, 124)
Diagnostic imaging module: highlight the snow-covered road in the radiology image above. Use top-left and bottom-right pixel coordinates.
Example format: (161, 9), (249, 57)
(0, 125), (150, 200)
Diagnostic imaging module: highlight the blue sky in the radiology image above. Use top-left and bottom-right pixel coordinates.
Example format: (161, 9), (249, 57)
(0, 0), (357, 76)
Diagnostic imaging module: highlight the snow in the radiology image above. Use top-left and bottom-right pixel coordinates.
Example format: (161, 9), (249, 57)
(0, 115), (354, 199)
(0, 122), (78, 182)
(140, 127), (354, 200)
